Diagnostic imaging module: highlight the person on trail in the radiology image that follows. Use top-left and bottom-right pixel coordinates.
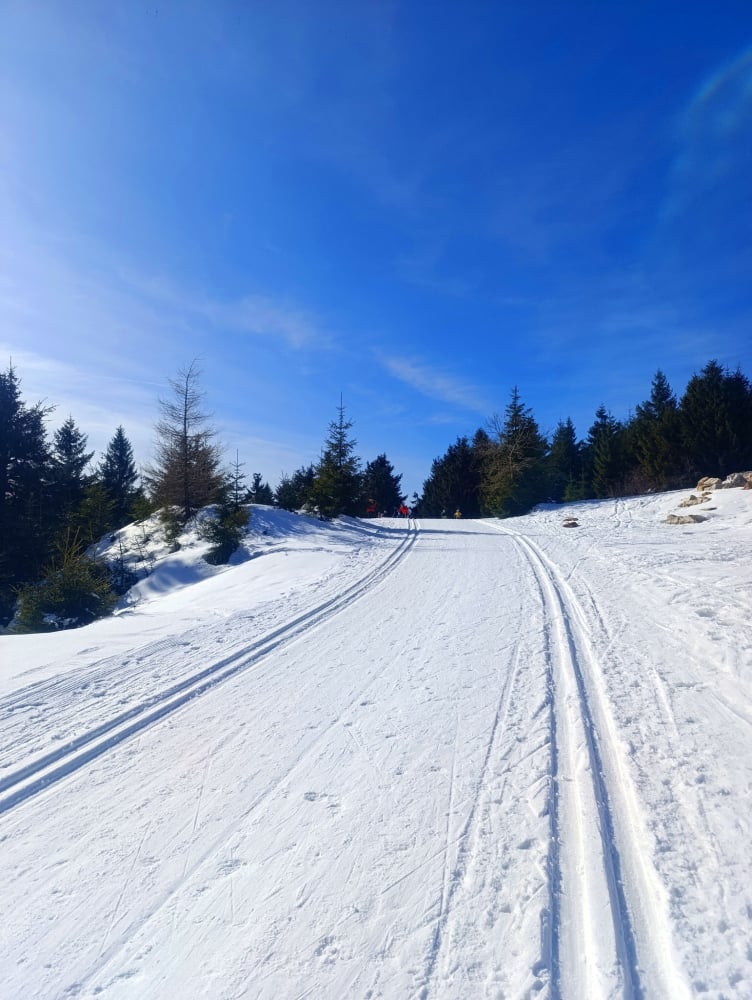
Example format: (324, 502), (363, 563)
(366, 499), (376, 516)
(398, 504), (409, 517)
(454, 508), (462, 519)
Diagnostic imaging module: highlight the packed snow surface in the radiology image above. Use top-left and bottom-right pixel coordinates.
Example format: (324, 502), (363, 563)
(1, 492), (751, 999)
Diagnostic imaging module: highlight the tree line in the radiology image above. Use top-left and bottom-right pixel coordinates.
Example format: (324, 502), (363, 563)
(417, 362), (752, 518)
(1, 357), (750, 630)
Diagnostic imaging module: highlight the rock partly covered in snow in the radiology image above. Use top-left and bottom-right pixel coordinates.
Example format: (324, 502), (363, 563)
(697, 472), (752, 491)
(665, 512), (708, 524)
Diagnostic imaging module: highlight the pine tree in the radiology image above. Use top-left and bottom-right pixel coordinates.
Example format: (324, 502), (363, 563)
(482, 388), (548, 516)
(628, 370), (684, 490)
(547, 418), (582, 502)
(97, 426), (139, 527)
(310, 399), (362, 519)
(50, 416), (93, 520)
(69, 482), (116, 546)
(144, 361), (226, 523)
(419, 436), (483, 517)
(588, 405), (624, 498)
(275, 465), (316, 511)
(13, 528), (117, 632)
(249, 472), (275, 505)
(0, 366), (53, 619)
(228, 451), (248, 507)
(680, 360), (752, 478)
(360, 454), (405, 515)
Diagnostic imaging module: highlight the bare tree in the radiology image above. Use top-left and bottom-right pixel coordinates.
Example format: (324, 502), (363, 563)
(144, 361), (226, 523)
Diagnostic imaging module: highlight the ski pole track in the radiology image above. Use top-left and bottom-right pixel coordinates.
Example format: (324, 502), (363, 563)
(0, 522), (419, 817)
(486, 520), (644, 999)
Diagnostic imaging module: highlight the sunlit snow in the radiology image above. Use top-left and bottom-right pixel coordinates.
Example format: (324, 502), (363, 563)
(1, 490), (751, 999)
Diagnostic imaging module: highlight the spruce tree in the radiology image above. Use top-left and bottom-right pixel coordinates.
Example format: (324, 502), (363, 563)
(680, 360), (752, 478)
(97, 426), (140, 528)
(228, 451), (248, 507)
(547, 418), (582, 502)
(587, 405), (624, 498)
(482, 388), (548, 516)
(275, 465), (316, 511)
(419, 436), (483, 517)
(360, 454), (405, 515)
(50, 416), (93, 520)
(0, 366), (53, 619)
(628, 370), (683, 490)
(310, 400), (362, 519)
(249, 472), (275, 505)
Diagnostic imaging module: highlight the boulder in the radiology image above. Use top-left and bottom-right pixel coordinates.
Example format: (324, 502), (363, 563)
(696, 477), (722, 491)
(678, 494), (707, 508)
(665, 513), (708, 525)
(719, 471), (752, 489)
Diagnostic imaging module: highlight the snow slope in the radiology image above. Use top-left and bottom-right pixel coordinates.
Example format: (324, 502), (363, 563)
(1, 492), (751, 999)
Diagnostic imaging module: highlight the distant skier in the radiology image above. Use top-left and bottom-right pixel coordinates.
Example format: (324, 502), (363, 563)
(453, 508), (462, 519)
(398, 504), (409, 517)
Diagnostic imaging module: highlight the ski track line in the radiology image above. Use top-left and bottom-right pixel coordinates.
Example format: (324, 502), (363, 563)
(57, 532), (427, 994)
(510, 527), (639, 999)
(418, 625), (526, 999)
(79, 617), (416, 993)
(0, 522), (419, 817)
(488, 520), (690, 1000)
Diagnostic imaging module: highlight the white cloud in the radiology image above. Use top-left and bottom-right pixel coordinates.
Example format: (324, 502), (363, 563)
(378, 353), (490, 414)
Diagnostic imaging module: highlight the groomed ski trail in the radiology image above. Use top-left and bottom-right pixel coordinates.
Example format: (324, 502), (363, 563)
(487, 519), (690, 999)
(0, 521), (418, 816)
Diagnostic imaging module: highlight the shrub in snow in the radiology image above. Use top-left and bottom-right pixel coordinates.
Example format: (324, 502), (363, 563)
(199, 504), (250, 565)
(13, 531), (117, 632)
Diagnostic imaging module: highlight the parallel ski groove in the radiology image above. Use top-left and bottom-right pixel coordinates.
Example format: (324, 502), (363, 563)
(0, 522), (418, 816)
(487, 521), (642, 999)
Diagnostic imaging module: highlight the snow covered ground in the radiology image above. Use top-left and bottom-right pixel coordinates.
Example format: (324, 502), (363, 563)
(1, 490), (751, 999)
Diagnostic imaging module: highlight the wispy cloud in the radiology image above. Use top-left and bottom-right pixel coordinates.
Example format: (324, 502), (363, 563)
(0, 345), (158, 464)
(377, 353), (490, 414)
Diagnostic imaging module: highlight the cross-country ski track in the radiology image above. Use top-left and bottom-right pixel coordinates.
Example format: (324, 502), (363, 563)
(2, 495), (751, 999)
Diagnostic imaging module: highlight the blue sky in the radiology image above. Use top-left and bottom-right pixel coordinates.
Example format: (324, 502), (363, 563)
(2, 2), (751, 496)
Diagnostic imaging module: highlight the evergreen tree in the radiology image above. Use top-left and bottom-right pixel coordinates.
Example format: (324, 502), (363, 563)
(144, 361), (226, 523)
(13, 528), (116, 632)
(249, 472), (275, 505)
(628, 370), (684, 490)
(228, 451), (248, 507)
(419, 436), (483, 517)
(97, 426), (139, 527)
(680, 360), (752, 478)
(69, 481), (116, 546)
(275, 464), (316, 511)
(546, 418), (582, 502)
(0, 366), (53, 619)
(482, 388), (548, 516)
(309, 400), (362, 518)
(360, 454), (405, 515)
(50, 415), (93, 520)
(587, 405), (624, 498)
